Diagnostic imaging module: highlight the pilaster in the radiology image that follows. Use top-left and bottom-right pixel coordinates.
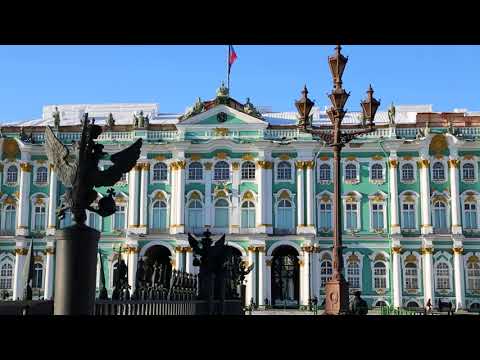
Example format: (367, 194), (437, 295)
(231, 162), (240, 233)
(392, 246), (402, 308)
(138, 162), (149, 234)
(16, 162), (32, 236)
(44, 242), (56, 300)
(204, 162), (213, 228)
(127, 165), (141, 233)
(296, 161), (305, 234)
(389, 156), (401, 235)
(47, 165), (57, 236)
(421, 243), (434, 308)
(448, 157), (462, 234)
(418, 157), (433, 234)
(452, 246), (465, 310)
(126, 243), (140, 294)
(13, 242), (28, 300)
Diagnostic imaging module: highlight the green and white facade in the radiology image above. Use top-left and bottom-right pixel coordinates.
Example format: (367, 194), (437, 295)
(0, 86), (479, 310)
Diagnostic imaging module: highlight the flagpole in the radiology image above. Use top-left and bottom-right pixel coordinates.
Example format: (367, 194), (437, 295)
(227, 45), (231, 91)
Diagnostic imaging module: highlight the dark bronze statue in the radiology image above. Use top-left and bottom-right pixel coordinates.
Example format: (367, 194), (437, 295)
(45, 114), (142, 225)
(349, 290), (368, 315)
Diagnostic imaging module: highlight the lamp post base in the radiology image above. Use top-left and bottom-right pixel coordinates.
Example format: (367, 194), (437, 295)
(323, 276), (349, 315)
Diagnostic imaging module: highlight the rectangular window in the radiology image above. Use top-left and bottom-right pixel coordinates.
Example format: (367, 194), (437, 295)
(319, 203), (332, 230)
(372, 203), (384, 230)
(114, 206), (126, 230)
(345, 203), (358, 230)
(34, 206), (46, 231)
(464, 203), (477, 230)
(402, 203), (416, 230)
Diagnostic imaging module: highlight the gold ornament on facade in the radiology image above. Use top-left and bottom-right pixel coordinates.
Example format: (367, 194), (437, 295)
(392, 247), (402, 254)
(154, 155), (166, 161)
(190, 191), (201, 200)
(247, 245), (256, 252)
(304, 161), (315, 169)
(347, 254), (359, 263)
(242, 191), (254, 201)
(115, 194), (127, 203)
(452, 247), (464, 255)
(403, 193), (415, 203)
(389, 159), (398, 168)
(372, 155), (383, 161)
(435, 154), (444, 160)
(190, 154), (201, 161)
(432, 194), (447, 203)
(346, 155), (357, 161)
(295, 161), (304, 169)
(417, 159), (430, 169)
(279, 190), (291, 200)
(177, 160), (186, 169)
(49, 163), (54, 170)
(429, 134), (448, 156)
(232, 162), (240, 171)
(448, 159), (460, 168)
(320, 155), (329, 161)
(405, 254), (417, 263)
(320, 194), (331, 203)
(154, 192), (166, 201)
(175, 246), (184, 252)
(372, 193), (385, 203)
(34, 255), (43, 262)
(257, 161), (272, 169)
(467, 255), (479, 264)
(215, 190), (227, 198)
(141, 163), (150, 171)
(169, 162), (178, 171)
(4, 195), (16, 205)
(204, 162), (213, 170)
(15, 248), (28, 256)
(298, 259), (304, 267)
(463, 155), (474, 160)
(214, 128), (229, 137)
(242, 154), (254, 161)
(279, 154), (290, 161)
(345, 192), (357, 203)
(321, 253), (331, 260)
(2, 138), (20, 160)
(465, 193), (476, 202)
(421, 247), (433, 255)
(374, 253), (386, 262)
(34, 195), (45, 205)
(20, 163), (32, 172)
(45, 247), (55, 255)
(403, 155), (413, 161)
(134, 164), (143, 171)
(215, 152), (228, 160)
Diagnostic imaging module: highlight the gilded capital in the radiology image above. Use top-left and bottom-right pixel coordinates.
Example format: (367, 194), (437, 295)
(45, 247), (56, 255)
(448, 159), (460, 169)
(142, 163), (150, 171)
(304, 160), (315, 169)
(453, 247), (464, 255)
(20, 163), (32, 172)
(177, 160), (186, 169)
(392, 246), (402, 254)
(257, 161), (272, 169)
(15, 248), (29, 256)
(134, 164), (143, 171)
(295, 161), (304, 170)
(421, 247), (433, 255)
(417, 159), (430, 169)
(389, 159), (398, 168)
(232, 162), (240, 171)
(204, 162), (213, 170)
(265, 259), (272, 266)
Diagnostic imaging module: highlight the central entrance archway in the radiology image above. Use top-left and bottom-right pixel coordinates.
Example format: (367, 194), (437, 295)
(144, 245), (172, 287)
(271, 245), (300, 308)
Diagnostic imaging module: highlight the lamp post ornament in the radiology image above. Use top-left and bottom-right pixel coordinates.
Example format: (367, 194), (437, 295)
(296, 45), (380, 315)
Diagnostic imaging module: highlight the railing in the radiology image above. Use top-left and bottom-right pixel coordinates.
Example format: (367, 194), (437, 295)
(97, 132), (133, 141)
(380, 305), (426, 315)
(147, 131), (179, 141)
(396, 128), (419, 139)
(264, 129), (300, 140)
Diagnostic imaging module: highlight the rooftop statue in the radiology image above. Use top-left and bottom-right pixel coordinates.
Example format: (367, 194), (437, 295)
(388, 102), (396, 126)
(243, 97), (262, 118)
(216, 81), (229, 98)
(45, 113), (142, 225)
(106, 113), (115, 129)
(133, 110), (149, 129)
(53, 106), (61, 129)
(179, 97), (205, 121)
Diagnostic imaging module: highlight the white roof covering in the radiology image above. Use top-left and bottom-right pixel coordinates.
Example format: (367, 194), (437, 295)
(4, 102), (434, 127)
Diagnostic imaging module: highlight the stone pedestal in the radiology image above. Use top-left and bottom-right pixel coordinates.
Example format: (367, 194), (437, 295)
(323, 276), (349, 315)
(54, 224), (100, 315)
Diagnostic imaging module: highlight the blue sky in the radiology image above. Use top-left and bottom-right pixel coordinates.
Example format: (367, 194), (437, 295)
(0, 45), (478, 123)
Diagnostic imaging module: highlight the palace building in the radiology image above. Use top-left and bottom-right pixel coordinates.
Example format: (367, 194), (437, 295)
(0, 83), (479, 311)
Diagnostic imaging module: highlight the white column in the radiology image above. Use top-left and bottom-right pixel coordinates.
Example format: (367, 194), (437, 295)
(265, 161), (273, 234)
(449, 158), (462, 235)
(127, 243), (139, 294)
(128, 165), (140, 231)
(422, 247), (434, 308)
(265, 256), (272, 306)
(453, 247), (465, 310)
(43, 243), (55, 300)
(296, 161), (305, 233)
(258, 248), (265, 306)
(176, 161), (186, 234)
(47, 165), (57, 236)
(231, 162), (240, 233)
(256, 161), (264, 232)
(304, 161), (316, 234)
(169, 162), (177, 234)
(185, 248), (194, 273)
(175, 247), (182, 270)
(13, 243), (28, 300)
(204, 163), (213, 228)
(389, 158), (401, 235)
(300, 248), (310, 306)
(418, 158), (433, 234)
(311, 249), (320, 299)
(245, 249), (255, 306)
(16, 163), (31, 236)
(138, 163), (149, 233)
(392, 247), (402, 308)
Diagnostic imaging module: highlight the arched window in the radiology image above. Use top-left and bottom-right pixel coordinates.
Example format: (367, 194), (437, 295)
(277, 199), (293, 231)
(371, 164), (383, 181)
(463, 163), (475, 181)
(467, 259), (480, 291)
(406, 301), (419, 309)
(241, 162), (256, 180)
(345, 164), (357, 180)
(401, 164), (414, 182)
(214, 199), (229, 228)
(373, 262), (387, 289)
(318, 202), (332, 231)
(152, 200), (168, 231)
(345, 203), (358, 230)
(36, 167), (48, 184)
(188, 162), (203, 180)
(6, 166), (18, 184)
(214, 161), (230, 181)
(320, 259), (332, 288)
(433, 201), (447, 231)
(432, 162), (445, 181)
(375, 300), (387, 307)
(33, 204), (46, 231)
(241, 201), (255, 228)
(346, 260), (360, 289)
(435, 262), (450, 290)
(0, 262), (13, 289)
(120, 173), (127, 182)
(319, 164), (331, 181)
(187, 200), (203, 231)
(4, 205), (16, 234)
(33, 263), (43, 289)
(464, 202), (478, 230)
(405, 262), (418, 290)
(114, 205), (126, 230)
(277, 161), (292, 180)
(470, 303), (480, 312)
(88, 212), (101, 231)
(401, 202), (416, 230)
(153, 163), (168, 181)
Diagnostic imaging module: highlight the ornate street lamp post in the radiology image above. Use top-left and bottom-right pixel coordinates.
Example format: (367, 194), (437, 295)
(297, 45), (380, 314)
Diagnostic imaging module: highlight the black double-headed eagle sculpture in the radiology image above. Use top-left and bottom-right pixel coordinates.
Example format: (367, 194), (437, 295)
(45, 114), (142, 226)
